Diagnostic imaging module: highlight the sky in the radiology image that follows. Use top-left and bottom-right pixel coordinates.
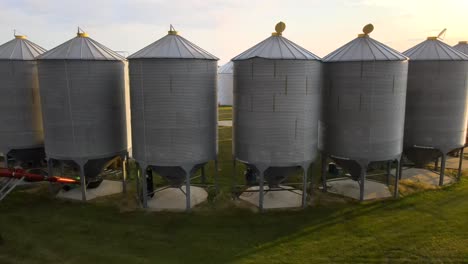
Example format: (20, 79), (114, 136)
(1, 0), (468, 64)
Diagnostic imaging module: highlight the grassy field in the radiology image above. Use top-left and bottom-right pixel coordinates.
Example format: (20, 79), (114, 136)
(1, 106), (468, 263)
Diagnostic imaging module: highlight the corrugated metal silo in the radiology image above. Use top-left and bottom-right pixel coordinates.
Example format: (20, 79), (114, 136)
(0, 34), (46, 166)
(403, 35), (468, 185)
(232, 22), (322, 209)
(37, 30), (128, 200)
(218, 61), (233, 105)
(128, 26), (218, 210)
(453, 41), (468, 55)
(453, 41), (468, 146)
(321, 24), (408, 201)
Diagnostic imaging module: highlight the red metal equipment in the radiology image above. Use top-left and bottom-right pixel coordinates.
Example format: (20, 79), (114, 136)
(0, 167), (79, 184)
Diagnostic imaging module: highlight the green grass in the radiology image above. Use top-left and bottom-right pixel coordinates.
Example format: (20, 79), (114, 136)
(1, 106), (468, 263)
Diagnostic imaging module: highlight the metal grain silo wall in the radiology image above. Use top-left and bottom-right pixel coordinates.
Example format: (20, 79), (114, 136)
(0, 60), (43, 151)
(233, 58), (322, 167)
(38, 60), (127, 160)
(320, 61), (408, 162)
(129, 59), (217, 166)
(218, 73), (233, 105)
(404, 61), (468, 153)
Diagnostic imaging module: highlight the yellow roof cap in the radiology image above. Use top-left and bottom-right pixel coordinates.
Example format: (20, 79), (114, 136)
(272, 21), (286, 36)
(358, 24), (374, 38)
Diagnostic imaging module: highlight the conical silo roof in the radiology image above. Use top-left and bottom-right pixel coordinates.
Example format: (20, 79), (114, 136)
(128, 26), (218, 60)
(452, 41), (468, 55)
(323, 24), (407, 62)
(232, 22), (320, 61)
(218, 61), (233, 74)
(38, 30), (124, 61)
(403, 37), (468, 61)
(0, 35), (46, 60)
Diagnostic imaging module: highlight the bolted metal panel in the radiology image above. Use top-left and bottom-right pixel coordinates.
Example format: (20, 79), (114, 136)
(0, 38), (46, 60)
(319, 61), (408, 162)
(453, 42), (468, 56)
(128, 34), (218, 60)
(129, 59), (218, 167)
(232, 36), (320, 61)
(403, 39), (468, 61)
(38, 36), (125, 61)
(233, 58), (322, 167)
(37, 60), (127, 160)
(323, 37), (407, 62)
(404, 61), (468, 153)
(218, 62), (233, 105)
(0, 60), (43, 150)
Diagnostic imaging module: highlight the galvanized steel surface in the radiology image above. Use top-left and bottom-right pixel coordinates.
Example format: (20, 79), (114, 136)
(38, 60), (127, 160)
(403, 39), (468, 61)
(129, 59), (217, 167)
(453, 42), (468, 55)
(232, 36), (320, 61)
(38, 36), (125, 61)
(128, 34), (218, 60)
(319, 61), (408, 162)
(0, 60), (44, 151)
(323, 36), (407, 62)
(218, 62), (233, 105)
(404, 61), (468, 153)
(0, 38), (46, 60)
(233, 58), (322, 167)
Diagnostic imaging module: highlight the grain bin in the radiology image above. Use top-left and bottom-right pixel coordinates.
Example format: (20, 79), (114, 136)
(218, 61), (233, 105)
(0, 34), (46, 167)
(128, 26), (218, 210)
(403, 33), (468, 185)
(453, 41), (468, 55)
(232, 22), (322, 209)
(321, 24), (408, 201)
(37, 30), (127, 200)
(453, 41), (468, 147)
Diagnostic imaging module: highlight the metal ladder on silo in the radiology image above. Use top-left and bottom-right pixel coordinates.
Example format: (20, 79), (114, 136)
(0, 176), (24, 201)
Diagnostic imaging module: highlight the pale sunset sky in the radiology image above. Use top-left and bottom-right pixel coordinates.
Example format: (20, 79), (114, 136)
(1, 0), (467, 64)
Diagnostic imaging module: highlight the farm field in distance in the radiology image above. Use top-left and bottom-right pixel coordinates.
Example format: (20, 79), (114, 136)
(0, 106), (468, 263)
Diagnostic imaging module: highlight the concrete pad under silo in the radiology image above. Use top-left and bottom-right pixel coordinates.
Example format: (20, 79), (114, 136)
(218, 120), (232, 127)
(239, 185), (303, 209)
(396, 168), (454, 186)
(146, 186), (208, 211)
(326, 178), (392, 200)
(56, 180), (123, 201)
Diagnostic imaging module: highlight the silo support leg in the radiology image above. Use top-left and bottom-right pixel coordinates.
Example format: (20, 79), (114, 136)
(140, 164), (148, 208)
(457, 148), (464, 180)
(302, 164), (309, 208)
(321, 156), (327, 192)
(394, 159), (401, 198)
(259, 169), (265, 212)
(122, 155), (127, 194)
(232, 158), (237, 197)
(386, 161), (391, 186)
(136, 165), (141, 204)
(214, 159), (219, 193)
(47, 159), (54, 195)
(439, 154), (446, 186)
(201, 165), (206, 185)
(185, 169), (191, 212)
(359, 167), (366, 202)
(78, 164), (87, 202)
(435, 158), (439, 171)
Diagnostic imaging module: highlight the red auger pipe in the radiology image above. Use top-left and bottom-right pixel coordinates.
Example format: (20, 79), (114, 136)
(0, 168), (79, 184)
